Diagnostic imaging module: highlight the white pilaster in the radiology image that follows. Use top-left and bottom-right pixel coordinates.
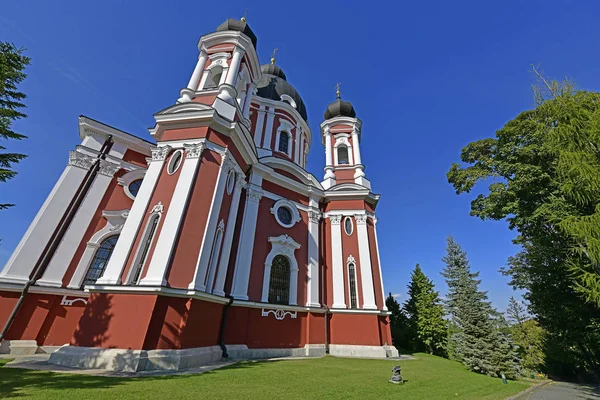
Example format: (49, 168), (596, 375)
(294, 127), (301, 164)
(355, 215), (377, 309)
(96, 146), (171, 285)
(330, 215), (346, 308)
(36, 160), (120, 287)
(213, 174), (245, 296)
(140, 143), (205, 286)
(225, 46), (243, 87)
(178, 49), (208, 103)
(262, 108), (275, 149)
(323, 128), (335, 189)
(188, 152), (235, 291)
(242, 83), (255, 120)
(230, 173), (264, 300)
(372, 217), (388, 310)
(0, 153), (90, 285)
(306, 206), (321, 307)
(253, 104), (266, 147)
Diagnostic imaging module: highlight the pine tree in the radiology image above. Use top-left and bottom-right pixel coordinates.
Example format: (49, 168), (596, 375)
(404, 264), (447, 355)
(0, 42), (30, 210)
(506, 297), (546, 373)
(385, 292), (409, 349)
(441, 236), (519, 377)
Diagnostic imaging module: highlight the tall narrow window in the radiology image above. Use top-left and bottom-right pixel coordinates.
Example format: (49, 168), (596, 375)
(82, 236), (119, 287)
(348, 262), (358, 309)
(268, 255), (291, 305)
(278, 131), (290, 154)
(204, 225), (224, 293)
(338, 146), (349, 165)
(130, 214), (159, 284)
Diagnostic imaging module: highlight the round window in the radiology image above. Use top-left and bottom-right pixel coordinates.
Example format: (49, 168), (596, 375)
(128, 179), (143, 197)
(167, 150), (183, 175)
(344, 217), (353, 236)
(277, 206), (293, 225)
(226, 170), (235, 195)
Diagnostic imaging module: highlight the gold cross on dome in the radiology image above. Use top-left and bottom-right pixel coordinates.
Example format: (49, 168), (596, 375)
(271, 48), (278, 64)
(241, 9), (248, 22)
(335, 82), (341, 99)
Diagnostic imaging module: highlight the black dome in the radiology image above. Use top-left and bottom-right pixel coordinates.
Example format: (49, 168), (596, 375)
(257, 65), (308, 122)
(216, 19), (257, 48)
(324, 99), (356, 120)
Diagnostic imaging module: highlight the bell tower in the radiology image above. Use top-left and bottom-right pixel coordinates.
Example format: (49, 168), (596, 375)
(321, 85), (370, 189)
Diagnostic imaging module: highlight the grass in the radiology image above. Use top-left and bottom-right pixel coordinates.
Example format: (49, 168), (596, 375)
(0, 354), (531, 399)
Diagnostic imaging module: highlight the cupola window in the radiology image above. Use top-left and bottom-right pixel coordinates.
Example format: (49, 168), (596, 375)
(338, 146), (349, 165)
(278, 131), (290, 154)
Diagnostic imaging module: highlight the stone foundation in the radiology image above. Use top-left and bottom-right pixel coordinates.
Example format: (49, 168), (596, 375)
(0, 340), (39, 355)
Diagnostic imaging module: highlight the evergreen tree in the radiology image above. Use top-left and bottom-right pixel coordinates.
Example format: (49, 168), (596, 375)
(506, 297), (546, 373)
(385, 292), (409, 350)
(404, 264), (447, 355)
(441, 236), (519, 377)
(0, 42), (30, 210)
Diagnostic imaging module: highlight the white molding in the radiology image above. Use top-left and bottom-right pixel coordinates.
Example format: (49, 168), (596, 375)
(67, 209), (129, 289)
(86, 284), (231, 305)
(333, 136), (354, 166)
(0, 282), (90, 297)
(372, 217), (388, 311)
(78, 116), (153, 157)
(262, 190), (310, 212)
(250, 96), (311, 146)
(118, 169), (147, 200)
(343, 216), (354, 236)
(306, 209), (321, 307)
(204, 220), (225, 293)
(274, 119), (294, 158)
(124, 203), (163, 285)
(330, 215), (346, 308)
(347, 255), (359, 309)
(355, 214), (377, 309)
(253, 104), (266, 147)
(166, 149), (184, 175)
(279, 94), (297, 109)
(262, 108), (275, 149)
(261, 235), (301, 305)
(261, 308), (297, 320)
(270, 198), (301, 228)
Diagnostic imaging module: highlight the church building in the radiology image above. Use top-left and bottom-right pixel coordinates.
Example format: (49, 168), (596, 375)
(0, 17), (398, 371)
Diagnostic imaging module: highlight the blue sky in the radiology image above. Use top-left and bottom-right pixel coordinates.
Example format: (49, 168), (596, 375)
(1, 1), (598, 311)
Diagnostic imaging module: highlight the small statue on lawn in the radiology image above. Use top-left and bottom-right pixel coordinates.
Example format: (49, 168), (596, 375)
(389, 365), (403, 384)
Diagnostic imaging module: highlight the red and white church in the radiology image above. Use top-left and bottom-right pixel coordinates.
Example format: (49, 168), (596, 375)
(0, 17), (398, 371)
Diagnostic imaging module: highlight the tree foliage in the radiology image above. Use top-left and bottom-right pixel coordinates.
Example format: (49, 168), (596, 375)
(0, 42), (30, 210)
(447, 72), (600, 380)
(442, 236), (520, 378)
(403, 264), (447, 355)
(385, 292), (409, 350)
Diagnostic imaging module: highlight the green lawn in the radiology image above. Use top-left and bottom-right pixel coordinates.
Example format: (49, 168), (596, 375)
(0, 354), (530, 399)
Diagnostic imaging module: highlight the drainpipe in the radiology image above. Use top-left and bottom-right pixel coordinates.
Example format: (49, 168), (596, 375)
(0, 135), (114, 343)
(218, 295), (234, 358)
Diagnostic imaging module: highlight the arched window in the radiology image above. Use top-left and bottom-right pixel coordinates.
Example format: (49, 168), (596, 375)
(129, 213), (160, 284)
(348, 261), (358, 309)
(128, 179), (143, 197)
(82, 236), (119, 287)
(338, 146), (349, 165)
(278, 131), (290, 154)
(204, 221), (225, 293)
(268, 255), (291, 305)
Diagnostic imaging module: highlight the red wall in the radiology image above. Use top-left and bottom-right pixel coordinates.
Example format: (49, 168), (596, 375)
(329, 313), (382, 346)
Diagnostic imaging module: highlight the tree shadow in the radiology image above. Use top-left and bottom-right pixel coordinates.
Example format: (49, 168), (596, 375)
(72, 293), (114, 347)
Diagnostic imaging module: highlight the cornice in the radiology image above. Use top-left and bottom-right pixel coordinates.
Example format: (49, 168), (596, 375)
(78, 116), (153, 156)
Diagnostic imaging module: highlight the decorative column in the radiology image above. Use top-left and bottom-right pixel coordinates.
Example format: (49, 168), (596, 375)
(188, 151), (235, 291)
(230, 174), (264, 300)
(242, 83), (255, 120)
(0, 152), (91, 284)
(262, 108), (275, 149)
(178, 49), (208, 103)
(306, 208), (321, 307)
(37, 159), (121, 287)
(140, 142), (205, 286)
(351, 127), (365, 178)
(372, 217), (388, 310)
(96, 146), (171, 285)
(330, 214), (346, 308)
(323, 127), (335, 188)
(253, 104), (266, 147)
(212, 173), (246, 296)
(355, 214), (377, 309)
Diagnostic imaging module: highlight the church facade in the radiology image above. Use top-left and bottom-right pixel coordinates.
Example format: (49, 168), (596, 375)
(0, 17), (397, 370)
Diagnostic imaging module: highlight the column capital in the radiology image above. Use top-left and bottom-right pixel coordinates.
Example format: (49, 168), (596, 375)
(68, 151), (95, 170)
(98, 160), (121, 177)
(246, 185), (264, 203)
(184, 142), (205, 159)
(330, 214), (342, 225)
(355, 214), (368, 225)
(151, 145), (172, 162)
(308, 210), (322, 223)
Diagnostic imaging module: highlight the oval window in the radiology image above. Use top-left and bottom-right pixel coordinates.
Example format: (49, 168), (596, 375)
(277, 206), (293, 225)
(128, 179), (143, 197)
(167, 150), (183, 175)
(344, 217), (353, 236)
(226, 170), (235, 195)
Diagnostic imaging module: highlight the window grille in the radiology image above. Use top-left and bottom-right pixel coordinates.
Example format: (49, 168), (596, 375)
(268, 255), (291, 305)
(82, 236), (119, 287)
(349, 262), (358, 309)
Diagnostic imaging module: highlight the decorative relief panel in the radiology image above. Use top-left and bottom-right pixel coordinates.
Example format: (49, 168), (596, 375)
(261, 308), (297, 321)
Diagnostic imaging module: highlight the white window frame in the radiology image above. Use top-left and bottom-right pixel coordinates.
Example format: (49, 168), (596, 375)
(118, 169), (147, 200)
(343, 216), (354, 236)
(333, 135), (354, 166)
(167, 149), (184, 175)
(204, 220), (225, 293)
(125, 202), (163, 285)
(347, 255), (359, 309)
(270, 198), (301, 229)
(275, 120), (294, 157)
(199, 53), (230, 90)
(261, 235), (301, 305)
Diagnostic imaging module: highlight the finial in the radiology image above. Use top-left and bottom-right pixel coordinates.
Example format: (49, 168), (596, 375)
(241, 9), (248, 22)
(335, 82), (341, 99)
(271, 48), (278, 65)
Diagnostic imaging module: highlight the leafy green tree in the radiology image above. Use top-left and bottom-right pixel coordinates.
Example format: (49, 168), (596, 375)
(447, 71), (600, 379)
(506, 297), (545, 373)
(0, 42), (30, 210)
(403, 264), (447, 355)
(442, 236), (519, 377)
